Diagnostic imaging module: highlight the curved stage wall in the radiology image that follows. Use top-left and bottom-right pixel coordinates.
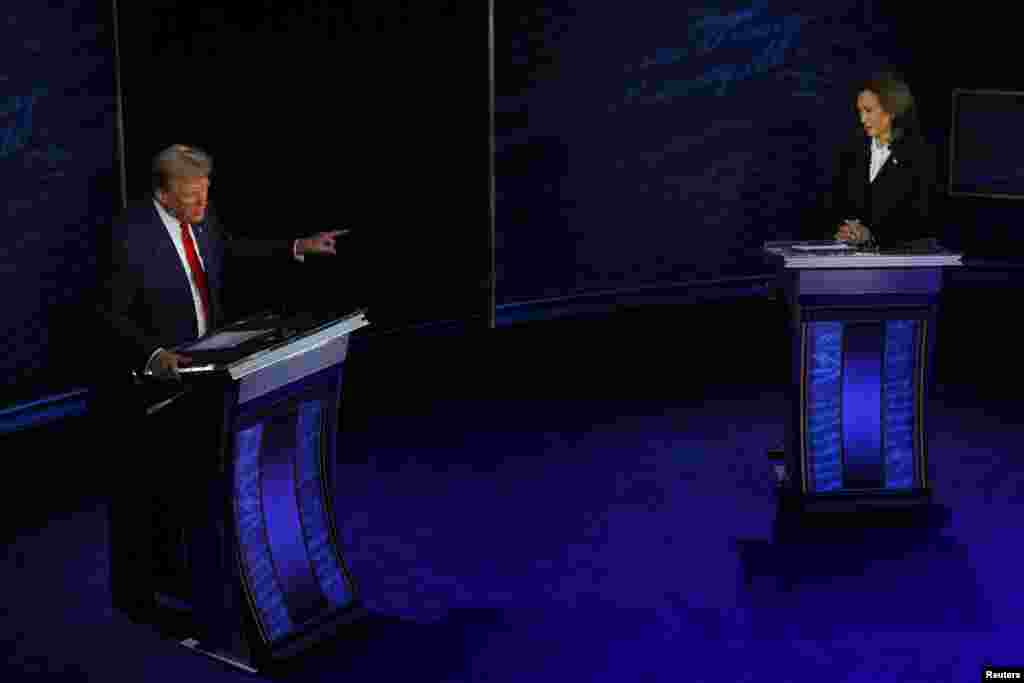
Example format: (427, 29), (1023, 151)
(6, 0), (1024, 429)
(495, 0), (905, 307)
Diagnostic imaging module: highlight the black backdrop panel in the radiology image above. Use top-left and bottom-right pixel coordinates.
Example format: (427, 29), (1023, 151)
(116, 0), (491, 331)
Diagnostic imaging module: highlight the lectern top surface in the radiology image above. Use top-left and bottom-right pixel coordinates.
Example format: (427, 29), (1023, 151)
(181, 328), (276, 353)
(764, 241), (963, 269)
(170, 309), (369, 376)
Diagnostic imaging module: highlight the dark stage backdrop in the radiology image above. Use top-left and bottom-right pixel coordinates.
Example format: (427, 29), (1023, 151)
(1, 2), (118, 408)
(9, 1), (1024, 416)
(495, 0), (912, 305)
(115, 0), (492, 333)
(902, 13), (1024, 260)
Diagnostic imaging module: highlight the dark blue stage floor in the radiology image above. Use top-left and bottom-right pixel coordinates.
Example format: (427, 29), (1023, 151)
(3, 295), (1022, 681)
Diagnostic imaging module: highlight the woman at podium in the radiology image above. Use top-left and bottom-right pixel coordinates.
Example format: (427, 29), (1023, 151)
(826, 72), (938, 248)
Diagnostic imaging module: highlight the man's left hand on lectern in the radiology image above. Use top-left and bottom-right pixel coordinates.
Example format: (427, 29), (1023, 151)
(149, 350), (193, 380)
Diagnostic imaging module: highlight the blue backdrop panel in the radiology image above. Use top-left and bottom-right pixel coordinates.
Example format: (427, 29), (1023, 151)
(496, 0), (901, 305)
(1, 2), (117, 404)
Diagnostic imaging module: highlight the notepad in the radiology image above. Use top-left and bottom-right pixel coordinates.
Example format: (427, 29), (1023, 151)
(183, 329), (275, 352)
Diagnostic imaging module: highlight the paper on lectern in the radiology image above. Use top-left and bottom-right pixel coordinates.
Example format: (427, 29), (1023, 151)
(183, 329), (274, 352)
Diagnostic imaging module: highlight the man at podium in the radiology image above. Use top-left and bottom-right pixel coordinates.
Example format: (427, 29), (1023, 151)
(103, 143), (345, 380)
(825, 72), (939, 248)
(96, 143), (347, 624)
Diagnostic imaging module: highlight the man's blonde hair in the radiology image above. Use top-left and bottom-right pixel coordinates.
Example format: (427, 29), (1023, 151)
(152, 144), (213, 192)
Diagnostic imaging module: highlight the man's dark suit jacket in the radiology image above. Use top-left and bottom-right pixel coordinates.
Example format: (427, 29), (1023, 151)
(822, 131), (938, 247)
(101, 199), (295, 375)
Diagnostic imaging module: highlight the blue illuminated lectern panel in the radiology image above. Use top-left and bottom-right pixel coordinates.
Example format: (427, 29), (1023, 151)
(803, 320), (923, 494)
(233, 383), (355, 647)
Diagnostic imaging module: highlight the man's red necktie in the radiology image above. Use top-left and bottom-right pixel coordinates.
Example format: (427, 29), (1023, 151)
(179, 222), (212, 329)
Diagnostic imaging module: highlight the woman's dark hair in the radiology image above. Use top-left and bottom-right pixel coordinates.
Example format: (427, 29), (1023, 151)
(859, 71), (920, 143)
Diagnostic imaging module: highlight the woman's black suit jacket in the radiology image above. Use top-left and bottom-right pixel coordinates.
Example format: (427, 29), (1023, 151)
(822, 131), (938, 247)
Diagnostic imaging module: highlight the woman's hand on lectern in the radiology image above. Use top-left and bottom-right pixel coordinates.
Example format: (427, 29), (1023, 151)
(836, 220), (868, 243)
